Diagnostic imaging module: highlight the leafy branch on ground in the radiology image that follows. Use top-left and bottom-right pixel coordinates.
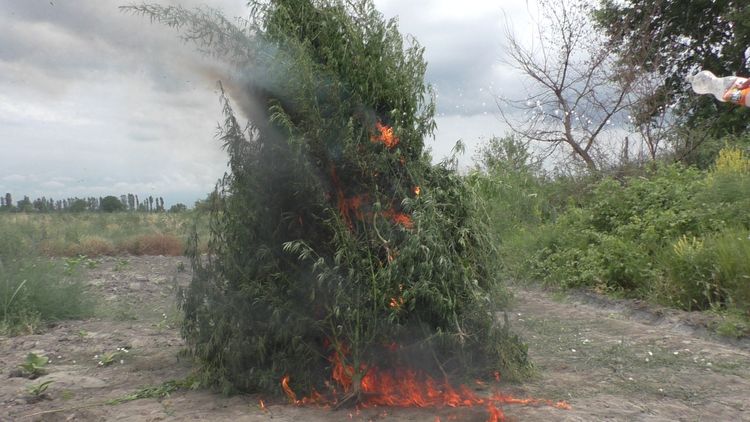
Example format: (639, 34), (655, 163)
(106, 378), (198, 406)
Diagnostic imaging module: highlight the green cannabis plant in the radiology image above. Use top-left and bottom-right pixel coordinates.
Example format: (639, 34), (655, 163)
(125, 0), (529, 398)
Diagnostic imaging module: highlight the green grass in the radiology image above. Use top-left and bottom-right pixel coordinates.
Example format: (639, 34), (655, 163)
(0, 220), (98, 335)
(1, 255), (93, 336)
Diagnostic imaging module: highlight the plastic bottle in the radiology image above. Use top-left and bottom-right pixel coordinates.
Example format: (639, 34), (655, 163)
(688, 70), (750, 106)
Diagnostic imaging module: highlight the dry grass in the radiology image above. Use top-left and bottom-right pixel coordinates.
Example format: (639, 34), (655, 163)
(76, 235), (117, 256)
(121, 234), (184, 256)
(0, 212), (206, 257)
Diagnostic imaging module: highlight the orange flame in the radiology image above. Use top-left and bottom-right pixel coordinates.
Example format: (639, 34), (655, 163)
(371, 122), (399, 149)
(281, 375), (298, 404)
(330, 166), (370, 229)
(413, 186), (421, 196)
(487, 404), (504, 422)
(329, 164), (415, 232)
(382, 209), (413, 229)
(259, 399), (268, 412)
(388, 297), (404, 309)
(280, 345), (570, 421)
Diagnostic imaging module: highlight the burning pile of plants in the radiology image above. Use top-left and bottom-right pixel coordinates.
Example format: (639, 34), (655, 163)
(126, 0), (542, 418)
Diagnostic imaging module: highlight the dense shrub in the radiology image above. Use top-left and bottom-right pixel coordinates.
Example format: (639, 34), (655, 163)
(130, 0), (530, 398)
(659, 230), (750, 312)
(501, 150), (750, 313)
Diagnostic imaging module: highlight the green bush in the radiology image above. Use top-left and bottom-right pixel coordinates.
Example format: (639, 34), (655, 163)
(659, 234), (717, 310)
(712, 230), (750, 311)
(697, 171), (750, 230)
(660, 230), (750, 312)
(504, 154), (750, 316)
(130, 0), (530, 398)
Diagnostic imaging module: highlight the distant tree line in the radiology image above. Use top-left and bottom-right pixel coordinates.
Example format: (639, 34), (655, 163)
(0, 192), (188, 213)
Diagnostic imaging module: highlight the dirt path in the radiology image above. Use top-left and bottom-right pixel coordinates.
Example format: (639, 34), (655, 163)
(508, 288), (750, 421)
(2, 256), (749, 421)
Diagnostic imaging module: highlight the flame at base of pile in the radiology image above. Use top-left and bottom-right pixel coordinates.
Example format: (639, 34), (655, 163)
(281, 347), (570, 422)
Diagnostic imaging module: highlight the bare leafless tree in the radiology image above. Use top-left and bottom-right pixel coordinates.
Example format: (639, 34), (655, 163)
(499, 0), (657, 172)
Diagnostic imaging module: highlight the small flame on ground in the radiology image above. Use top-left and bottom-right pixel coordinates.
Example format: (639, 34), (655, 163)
(259, 399), (267, 412)
(486, 404), (504, 422)
(281, 375), (297, 403)
(413, 186), (421, 196)
(281, 346), (570, 422)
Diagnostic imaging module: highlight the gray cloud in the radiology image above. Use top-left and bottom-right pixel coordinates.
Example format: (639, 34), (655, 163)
(377, 0), (533, 118)
(0, 0), (535, 206)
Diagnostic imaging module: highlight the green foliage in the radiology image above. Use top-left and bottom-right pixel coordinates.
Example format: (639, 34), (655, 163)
(470, 136), (552, 281)
(100, 196), (126, 213)
(19, 353), (49, 378)
(505, 151), (750, 316)
(471, 136), (604, 283)
(528, 164), (703, 291)
(660, 230), (750, 312)
(169, 203), (187, 213)
(473, 139), (750, 337)
(472, 136), (545, 232)
(595, 0), (750, 135)
(68, 199), (89, 213)
(674, 132), (750, 170)
(128, 0), (529, 397)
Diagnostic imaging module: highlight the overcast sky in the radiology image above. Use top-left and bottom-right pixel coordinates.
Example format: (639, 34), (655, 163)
(0, 0), (538, 207)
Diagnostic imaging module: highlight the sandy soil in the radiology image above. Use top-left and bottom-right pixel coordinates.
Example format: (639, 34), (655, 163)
(1, 256), (748, 421)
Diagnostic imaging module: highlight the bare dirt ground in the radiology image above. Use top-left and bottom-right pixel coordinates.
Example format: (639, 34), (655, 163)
(2, 256), (749, 421)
